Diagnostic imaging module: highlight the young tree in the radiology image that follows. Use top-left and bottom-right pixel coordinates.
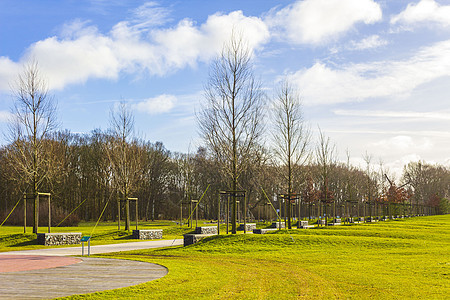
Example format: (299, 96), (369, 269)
(272, 80), (310, 229)
(107, 102), (139, 231)
(363, 152), (374, 219)
(6, 61), (57, 233)
(315, 129), (336, 224)
(302, 176), (319, 219)
(198, 33), (265, 234)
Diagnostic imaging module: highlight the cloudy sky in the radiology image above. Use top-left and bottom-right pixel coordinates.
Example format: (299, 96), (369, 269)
(1, 0), (449, 176)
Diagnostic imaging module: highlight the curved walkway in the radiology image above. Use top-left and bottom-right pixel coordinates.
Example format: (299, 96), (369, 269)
(0, 255), (82, 273)
(0, 239), (183, 299)
(0, 239), (183, 256)
(0, 257), (168, 299)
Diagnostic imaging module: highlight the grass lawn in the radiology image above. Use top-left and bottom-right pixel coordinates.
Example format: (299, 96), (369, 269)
(58, 215), (450, 299)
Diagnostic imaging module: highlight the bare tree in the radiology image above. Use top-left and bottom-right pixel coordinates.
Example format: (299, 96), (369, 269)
(363, 152), (373, 220)
(6, 61), (58, 233)
(315, 128), (336, 224)
(403, 161), (450, 215)
(107, 101), (139, 231)
(198, 33), (265, 234)
(272, 80), (310, 229)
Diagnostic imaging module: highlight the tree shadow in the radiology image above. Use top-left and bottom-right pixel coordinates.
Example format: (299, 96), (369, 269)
(115, 234), (134, 240)
(9, 240), (38, 247)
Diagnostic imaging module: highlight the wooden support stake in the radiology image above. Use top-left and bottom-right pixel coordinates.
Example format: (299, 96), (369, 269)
(23, 194), (26, 233)
(135, 199), (138, 231)
(118, 200), (121, 230)
(244, 193), (247, 234)
(48, 194), (51, 233)
(217, 193), (220, 235)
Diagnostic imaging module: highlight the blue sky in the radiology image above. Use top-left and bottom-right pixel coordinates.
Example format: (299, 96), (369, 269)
(1, 0), (449, 177)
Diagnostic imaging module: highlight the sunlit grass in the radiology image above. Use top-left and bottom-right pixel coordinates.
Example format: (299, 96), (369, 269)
(2, 216), (449, 298)
(61, 215), (450, 299)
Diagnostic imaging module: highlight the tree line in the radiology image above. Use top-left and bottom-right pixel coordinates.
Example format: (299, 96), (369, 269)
(0, 36), (448, 231)
(0, 127), (448, 227)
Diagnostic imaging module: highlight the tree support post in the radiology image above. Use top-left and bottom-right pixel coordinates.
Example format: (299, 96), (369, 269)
(220, 190), (246, 234)
(34, 192), (38, 234)
(125, 198), (130, 232)
(48, 194), (51, 233)
(298, 197), (301, 228)
(23, 194), (27, 233)
(244, 193), (247, 234)
(117, 199), (121, 230)
(217, 193), (220, 235)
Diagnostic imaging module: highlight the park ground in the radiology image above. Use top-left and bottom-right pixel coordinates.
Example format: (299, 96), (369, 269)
(1, 215), (449, 299)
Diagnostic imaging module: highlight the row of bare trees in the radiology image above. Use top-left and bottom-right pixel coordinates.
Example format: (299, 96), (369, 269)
(2, 134), (447, 225)
(1, 37), (448, 232)
(0, 129), (448, 227)
(197, 33), (448, 230)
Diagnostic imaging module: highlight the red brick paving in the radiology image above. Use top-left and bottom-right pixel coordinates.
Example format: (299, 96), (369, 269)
(0, 255), (81, 273)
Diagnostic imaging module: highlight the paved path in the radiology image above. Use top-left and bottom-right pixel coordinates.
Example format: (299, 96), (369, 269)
(0, 255), (82, 273)
(0, 239), (183, 256)
(0, 239), (183, 299)
(0, 257), (168, 299)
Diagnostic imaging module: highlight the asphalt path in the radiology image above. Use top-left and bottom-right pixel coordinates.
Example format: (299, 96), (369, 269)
(0, 239), (183, 299)
(0, 238), (183, 256)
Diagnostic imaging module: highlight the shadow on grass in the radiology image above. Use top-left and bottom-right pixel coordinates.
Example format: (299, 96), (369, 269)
(9, 239), (38, 247)
(115, 234), (135, 240)
(127, 246), (184, 257)
(0, 233), (37, 248)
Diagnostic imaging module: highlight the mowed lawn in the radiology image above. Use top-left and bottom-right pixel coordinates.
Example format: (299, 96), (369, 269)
(65, 215), (450, 300)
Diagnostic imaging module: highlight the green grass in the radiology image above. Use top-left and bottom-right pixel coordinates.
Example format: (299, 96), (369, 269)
(62, 215), (450, 299)
(2, 216), (449, 299)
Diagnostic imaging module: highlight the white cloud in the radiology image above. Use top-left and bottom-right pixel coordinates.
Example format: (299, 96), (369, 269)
(0, 110), (14, 123)
(384, 154), (423, 180)
(0, 57), (21, 91)
(130, 2), (172, 28)
(329, 35), (388, 53)
(326, 129), (450, 139)
(200, 11), (270, 58)
(349, 35), (388, 50)
(0, 10), (269, 91)
(289, 39), (450, 105)
(391, 0), (450, 28)
(333, 109), (450, 120)
(26, 34), (121, 90)
(133, 94), (176, 114)
(266, 0), (382, 45)
(372, 135), (433, 152)
(444, 157), (450, 167)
